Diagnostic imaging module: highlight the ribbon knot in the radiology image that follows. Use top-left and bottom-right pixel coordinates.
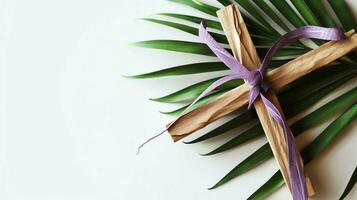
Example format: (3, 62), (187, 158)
(246, 69), (270, 108)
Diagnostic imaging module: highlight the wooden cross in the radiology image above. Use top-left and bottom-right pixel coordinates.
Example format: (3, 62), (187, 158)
(217, 5), (312, 195)
(167, 4), (357, 197)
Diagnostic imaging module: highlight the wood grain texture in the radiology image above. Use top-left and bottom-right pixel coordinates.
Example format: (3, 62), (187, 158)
(216, 4), (312, 195)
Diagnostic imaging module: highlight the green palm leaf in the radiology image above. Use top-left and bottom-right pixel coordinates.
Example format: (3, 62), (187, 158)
(150, 62), (347, 103)
(133, 40), (215, 56)
(328, 0), (357, 31)
(252, 0), (290, 32)
(204, 73), (356, 155)
(127, 62), (227, 78)
(339, 166), (357, 200)
(146, 16), (277, 46)
(282, 71), (357, 116)
(234, 0), (280, 37)
(184, 109), (257, 144)
(304, 0), (336, 27)
(270, 0), (306, 28)
(170, 0), (218, 16)
(151, 77), (243, 103)
(208, 87), (357, 189)
(248, 171), (285, 200)
(134, 39), (303, 58)
(290, 0), (320, 26)
(249, 4), (307, 49)
(278, 65), (356, 104)
(301, 106), (357, 163)
(171, 0), (275, 38)
(142, 18), (228, 43)
(158, 13), (222, 30)
(160, 89), (229, 115)
(257, 47), (308, 57)
(248, 103), (357, 200)
(216, 0), (230, 6)
(136, 60), (288, 104)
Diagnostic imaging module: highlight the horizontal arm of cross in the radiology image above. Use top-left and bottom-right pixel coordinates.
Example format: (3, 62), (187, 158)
(168, 30), (357, 141)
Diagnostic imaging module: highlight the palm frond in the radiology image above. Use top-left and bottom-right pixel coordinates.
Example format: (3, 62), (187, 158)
(205, 71), (356, 154)
(127, 62), (227, 79)
(184, 109), (257, 144)
(248, 103), (357, 199)
(328, 0), (357, 31)
(160, 89), (229, 115)
(151, 77), (243, 103)
(304, 0), (336, 27)
(133, 40), (215, 56)
(269, 0), (307, 28)
(208, 87), (357, 189)
(339, 166), (357, 200)
(290, 0), (320, 26)
(146, 15), (278, 46)
(234, 0), (281, 37)
(142, 18), (229, 43)
(132, 0), (357, 198)
(158, 13), (223, 30)
(252, 0), (290, 32)
(170, 0), (218, 16)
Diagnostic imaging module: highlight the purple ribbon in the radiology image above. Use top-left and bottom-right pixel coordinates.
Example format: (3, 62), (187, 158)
(138, 21), (345, 200)
(196, 23), (344, 200)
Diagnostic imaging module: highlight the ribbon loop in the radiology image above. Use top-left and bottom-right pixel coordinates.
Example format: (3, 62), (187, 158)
(259, 25), (345, 75)
(246, 70), (271, 109)
(247, 70), (263, 87)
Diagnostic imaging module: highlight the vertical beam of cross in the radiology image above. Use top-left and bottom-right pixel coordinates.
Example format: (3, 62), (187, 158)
(216, 5), (314, 196)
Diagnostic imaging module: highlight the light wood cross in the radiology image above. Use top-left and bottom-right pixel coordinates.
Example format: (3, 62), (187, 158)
(217, 5), (312, 195)
(167, 4), (357, 198)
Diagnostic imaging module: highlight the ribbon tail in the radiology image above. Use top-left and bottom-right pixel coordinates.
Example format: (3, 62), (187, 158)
(137, 74), (242, 153)
(248, 86), (260, 109)
(173, 74), (242, 120)
(260, 94), (308, 200)
(198, 22), (252, 79)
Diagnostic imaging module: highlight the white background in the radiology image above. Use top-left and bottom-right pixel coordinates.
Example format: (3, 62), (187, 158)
(0, 0), (356, 199)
